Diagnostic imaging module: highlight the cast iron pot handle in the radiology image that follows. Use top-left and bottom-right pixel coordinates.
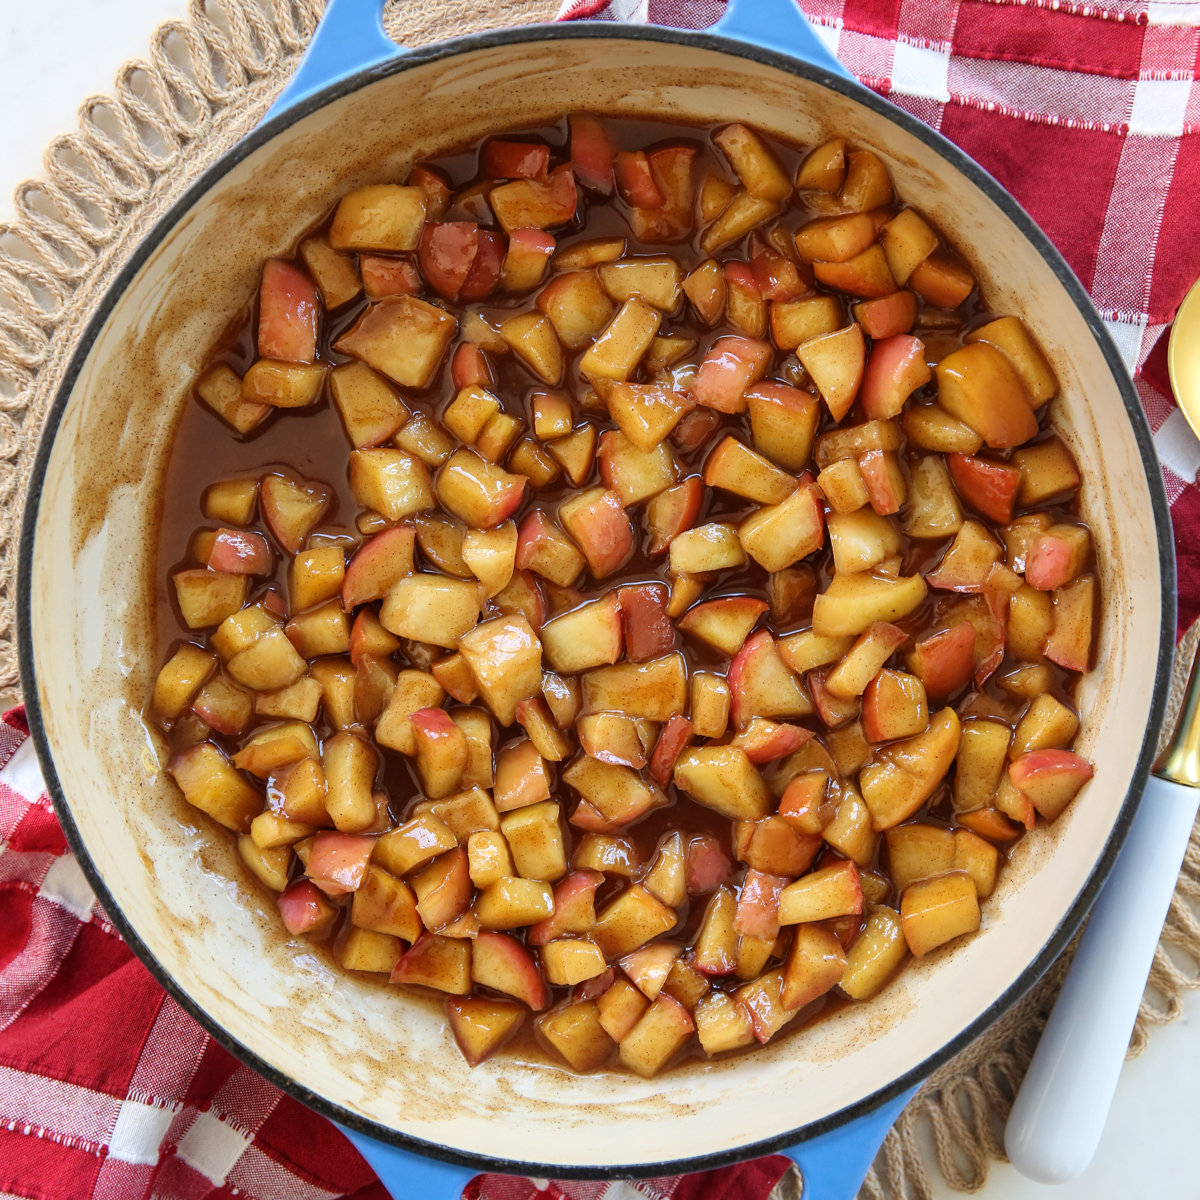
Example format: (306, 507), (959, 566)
(337, 1085), (917, 1200)
(265, 2), (903, 1196)
(265, 0), (853, 122)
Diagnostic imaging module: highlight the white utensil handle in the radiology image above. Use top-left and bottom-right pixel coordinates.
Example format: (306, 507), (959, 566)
(1005, 774), (1199, 1183)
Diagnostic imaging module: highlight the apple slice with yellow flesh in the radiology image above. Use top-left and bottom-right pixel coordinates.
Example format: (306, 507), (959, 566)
(1009, 748), (1093, 820)
(781, 923), (848, 1011)
(447, 995), (526, 1066)
(778, 859), (862, 924)
(936, 343), (1038, 450)
(797, 325), (865, 421)
(860, 334), (931, 420)
(860, 707), (961, 829)
(471, 930), (551, 1010)
(729, 630), (814, 728)
(677, 596), (767, 656)
(673, 746), (772, 820)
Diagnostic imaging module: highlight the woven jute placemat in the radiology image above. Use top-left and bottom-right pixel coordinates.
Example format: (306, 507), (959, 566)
(1, 2), (1196, 1195)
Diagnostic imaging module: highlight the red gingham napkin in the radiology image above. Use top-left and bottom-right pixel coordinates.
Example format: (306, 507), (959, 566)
(3, 1), (1199, 1197)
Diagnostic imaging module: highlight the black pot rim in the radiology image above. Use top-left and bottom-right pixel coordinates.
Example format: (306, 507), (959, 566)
(16, 19), (1177, 1183)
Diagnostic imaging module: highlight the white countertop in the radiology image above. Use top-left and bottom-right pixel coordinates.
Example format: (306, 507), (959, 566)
(5, 2), (1195, 1195)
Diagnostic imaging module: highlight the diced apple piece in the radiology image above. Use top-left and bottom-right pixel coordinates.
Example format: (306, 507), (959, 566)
(579, 297), (661, 384)
(153, 643), (217, 719)
(732, 720), (813, 767)
(903, 404), (982, 456)
(535, 269), (617, 354)
(379, 574), (482, 649)
(617, 583), (675, 664)
(884, 823), (954, 894)
(741, 387), (818, 479)
(900, 870), (980, 957)
(457, 614), (543, 726)
(812, 572), (927, 639)
(284, 599), (351, 658)
(1009, 749), (1093, 820)
(769, 294), (843, 352)
(360, 255), (421, 300)
(781, 923), (848, 1010)
(683, 833), (731, 896)
(860, 707), (961, 829)
(539, 592), (623, 674)
(734, 969), (795, 1044)
(598, 257), (682, 311)
(862, 669), (928, 742)
(239, 359), (327, 408)
(526, 868), (603, 946)
(667, 574), (705, 619)
(501, 228), (555, 293)
(825, 621), (907, 699)
(880, 207), (938, 284)
(640, 832), (687, 909)
(620, 942), (682, 1000)
(499, 311), (563, 386)
(903, 455), (964, 542)
(778, 631), (854, 676)
(391, 933), (472, 994)
(713, 123), (791, 201)
(330, 185), (425, 251)
(239, 835), (293, 892)
(796, 136), (846, 193)
(409, 846), (472, 931)
(673, 746), (772, 820)
(826, 508), (901, 576)
(678, 596), (767, 657)
(300, 234), (361, 308)
(594, 885), (679, 959)
(545, 423), (597, 489)
(406, 707), (467, 799)
(627, 145), (697, 243)
(1007, 583), (1054, 662)
(321, 732), (378, 832)
(797, 325), (865, 422)
(729, 630), (814, 727)
(466, 930), (549, 1011)
(812, 245), (895, 299)
(395, 407), (457, 467)
(515, 510), (585, 590)
(196, 363), (269, 435)
(596, 977), (651, 1041)
(861, 334), (931, 421)
(724, 262), (767, 338)
(702, 436), (795, 506)
(1044, 575), (1095, 672)
(692, 336), (772, 414)
(350, 863), (422, 941)
(683, 258), (727, 325)
(607, 382), (693, 453)
(1012, 693), (1079, 759)
(692, 886), (738, 975)
(839, 907), (908, 999)
(905, 624), (975, 701)
(695, 991), (755, 1055)
(335, 296), (455, 390)
(500, 799), (566, 882)
(946, 453), (1022, 525)
(329, 361), (409, 449)
(937, 343), (1037, 450)
(278, 878), (339, 936)
(669, 522), (747, 576)
(172, 570), (247, 630)
(169, 742), (262, 832)
(563, 755), (663, 827)
(445, 995), (525, 1067)
(700, 189), (781, 255)
(489, 167), (577, 232)
(569, 114), (616, 193)
(305, 830), (374, 896)
(576, 713), (648, 770)
(778, 860), (862, 925)
(598, 431), (680, 506)
(539, 940), (608, 989)
(909, 250), (975, 308)
(582, 653), (688, 723)
(965, 315), (1058, 406)
(616, 992), (694, 1076)
(573, 833), (640, 878)
(558, 487), (635, 579)
(193, 674), (253, 737)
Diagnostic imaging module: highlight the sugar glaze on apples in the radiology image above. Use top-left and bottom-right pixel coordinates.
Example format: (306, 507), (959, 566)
(151, 115), (1097, 1078)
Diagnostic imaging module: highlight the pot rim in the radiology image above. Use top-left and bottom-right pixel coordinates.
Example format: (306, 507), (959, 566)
(16, 20), (1177, 1180)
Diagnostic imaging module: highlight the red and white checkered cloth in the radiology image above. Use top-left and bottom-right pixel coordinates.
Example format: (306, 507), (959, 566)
(3, 1), (1199, 1197)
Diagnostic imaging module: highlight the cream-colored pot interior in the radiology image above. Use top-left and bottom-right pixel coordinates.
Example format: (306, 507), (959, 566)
(25, 33), (1167, 1170)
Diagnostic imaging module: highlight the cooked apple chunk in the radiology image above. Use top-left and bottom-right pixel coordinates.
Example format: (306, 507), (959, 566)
(457, 614), (543, 726)
(170, 743), (262, 832)
(674, 747), (772, 820)
(860, 707), (961, 829)
(335, 296), (456, 390)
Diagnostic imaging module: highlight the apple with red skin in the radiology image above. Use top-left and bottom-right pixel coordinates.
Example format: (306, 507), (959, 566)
(409, 165), (451, 216)
(735, 869), (787, 940)
(278, 880), (337, 936)
(947, 454), (1022, 524)
(749, 232), (808, 301)
(854, 291), (918, 339)
(678, 596), (768, 656)
(503, 229), (556, 290)
(515, 509), (583, 587)
(438, 449), (527, 529)
(728, 630), (809, 729)
(614, 151), (665, 208)
(459, 231), (505, 300)
(692, 337), (773, 414)
(207, 529), (272, 575)
(306, 831), (376, 895)
(732, 718), (812, 764)
(618, 583), (676, 662)
(483, 140), (549, 179)
(1009, 749), (1093, 820)
(409, 707), (468, 798)
(341, 525), (416, 610)
(569, 800), (624, 834)
(493, 569), (546, 632)
(418, 222), (479, 299)
(391, 934), (470, 994)
(649, 714), (694, 784)
(1025, 533), (1081, 591)
(261, 474), (332, 555)
(258, 259), (319, 363)
(361, 256), (421, 299)
(451, 343), (494, 390)
(808, 670), (860, 728)
(559, 487), (635, 578)
(577, 966), (616, 1001)
(472, 930), (551, 1010)
(646, 477), (704, 555)
(908, 624), (976, 699)
(860, 334), (931, 420)
(527, 869), (604, 945)
(570, 115), (615, 194)
(671, 408), (723, 454)
(687, 834), (732, 894)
